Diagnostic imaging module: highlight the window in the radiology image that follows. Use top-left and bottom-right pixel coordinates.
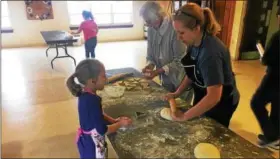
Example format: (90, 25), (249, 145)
(67, 1), (133, 26)
(174, 1), (187, 11)
(1, 1), (11, 28)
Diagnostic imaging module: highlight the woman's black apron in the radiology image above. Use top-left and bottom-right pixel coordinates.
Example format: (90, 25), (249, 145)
(181, 32), (238, 127)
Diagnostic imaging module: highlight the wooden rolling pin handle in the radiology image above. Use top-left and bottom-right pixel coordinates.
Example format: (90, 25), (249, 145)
(107, 72), (133, 84)
(168, 98), (177, 113)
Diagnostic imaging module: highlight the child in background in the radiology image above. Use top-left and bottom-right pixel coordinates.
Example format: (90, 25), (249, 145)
(72, 10), (98, 58)
(66, 59), (132, 159)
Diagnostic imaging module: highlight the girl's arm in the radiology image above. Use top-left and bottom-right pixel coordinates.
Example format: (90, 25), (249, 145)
(72, 27), (82, 34)
(106, 122), (122, 134)
(103, 112), (117, 123)
(96, 26), (99, 34)
(71, 23), (83, 34)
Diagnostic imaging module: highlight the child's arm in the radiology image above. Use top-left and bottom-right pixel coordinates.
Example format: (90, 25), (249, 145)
(103, 112), (117, 123)
(86, 96), (132, 135)
(106, 119), (132, 135)
(94, 21), (99, 34)
(71, 22), (83, 34)
(95, 25), (99, 34)
(106, 122), (122, 134)
(71, 27), (82, 34)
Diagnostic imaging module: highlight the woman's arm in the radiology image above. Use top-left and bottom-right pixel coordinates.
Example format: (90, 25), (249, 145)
(181, 84), (222, 120)
(175, 76), (192, 95)
(164, 76), (192, 100)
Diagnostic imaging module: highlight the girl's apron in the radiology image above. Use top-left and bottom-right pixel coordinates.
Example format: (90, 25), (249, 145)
(76, 89), (108, 159)
(76, 128), (108, 159)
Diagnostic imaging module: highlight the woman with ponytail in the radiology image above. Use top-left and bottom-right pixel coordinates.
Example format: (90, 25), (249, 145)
(163, 3), (240, 128)
(71, 10), (98, 58)
(66, 59), (132, 158)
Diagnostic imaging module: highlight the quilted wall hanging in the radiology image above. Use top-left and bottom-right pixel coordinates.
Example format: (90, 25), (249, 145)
(25, 0), (54, 20)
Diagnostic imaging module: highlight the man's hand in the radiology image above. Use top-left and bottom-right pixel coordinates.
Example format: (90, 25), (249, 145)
(143, 69), (159, 80)
(142, 64), (155, 73)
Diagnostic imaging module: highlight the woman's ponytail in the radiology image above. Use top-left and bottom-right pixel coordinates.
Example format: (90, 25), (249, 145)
(203, 7), (221, 36)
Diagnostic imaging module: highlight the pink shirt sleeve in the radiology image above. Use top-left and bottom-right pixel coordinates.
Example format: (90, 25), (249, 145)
(79, 21), (85, 31)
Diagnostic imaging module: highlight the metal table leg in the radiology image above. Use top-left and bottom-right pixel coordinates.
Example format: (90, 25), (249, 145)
(51, 44), (59, 69)
(49, 43), (76, 69)
(46, 46), (51, 57)
(63, 43), (76, 66)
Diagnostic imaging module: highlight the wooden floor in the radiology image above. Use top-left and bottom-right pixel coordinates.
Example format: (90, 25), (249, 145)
(1, 41), (278, 158)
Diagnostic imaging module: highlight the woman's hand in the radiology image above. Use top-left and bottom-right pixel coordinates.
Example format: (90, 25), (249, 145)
(163, 92), (179, 101)
(171, 110), (187, 121)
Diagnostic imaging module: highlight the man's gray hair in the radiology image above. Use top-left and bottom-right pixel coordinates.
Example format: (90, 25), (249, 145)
(139, 1), (166, 21)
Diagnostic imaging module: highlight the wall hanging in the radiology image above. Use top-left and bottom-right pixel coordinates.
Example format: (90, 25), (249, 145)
(25, 0), (54, 20)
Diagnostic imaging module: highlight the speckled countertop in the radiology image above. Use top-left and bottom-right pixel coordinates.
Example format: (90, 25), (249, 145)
(101, 68), (273, 158)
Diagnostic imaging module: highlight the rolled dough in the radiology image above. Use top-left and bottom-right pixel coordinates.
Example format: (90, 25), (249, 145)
(194, 143), (220, 158)
(160, 108), (173, 121)
(104, 85), (125, 98)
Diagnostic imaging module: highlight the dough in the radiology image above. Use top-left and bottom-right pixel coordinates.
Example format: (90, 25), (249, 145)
(104, 85), (125, 98)
(116, 81), (126, 86)
(126, 86), (134, 91)
(127, 77), (140, 82)
(114, 78), (150, 91)
(160, 108), (173, 121)
(141, 82), (149, 88)
(194, 143), (220, 158)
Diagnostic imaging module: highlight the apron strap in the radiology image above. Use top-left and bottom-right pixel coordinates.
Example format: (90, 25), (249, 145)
(75, 128), (92, 143)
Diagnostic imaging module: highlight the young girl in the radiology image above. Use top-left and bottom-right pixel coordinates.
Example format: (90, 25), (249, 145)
(66, 59), (132, 159)
(72, 10), (98, 58)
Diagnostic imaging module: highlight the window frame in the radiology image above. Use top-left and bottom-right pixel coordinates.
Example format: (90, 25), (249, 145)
(67, 1), (134, 30)
(1, 1), (13, 33)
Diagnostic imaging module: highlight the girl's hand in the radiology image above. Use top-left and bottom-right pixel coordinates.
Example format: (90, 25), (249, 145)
(118, 118), (132, 127)
(115, 116), (131, 122)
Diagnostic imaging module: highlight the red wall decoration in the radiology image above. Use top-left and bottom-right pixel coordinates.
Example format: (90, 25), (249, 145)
(25, 0), (54, 20)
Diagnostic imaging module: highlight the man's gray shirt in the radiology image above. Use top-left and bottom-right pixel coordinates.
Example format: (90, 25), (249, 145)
(146, 17), (186, 89)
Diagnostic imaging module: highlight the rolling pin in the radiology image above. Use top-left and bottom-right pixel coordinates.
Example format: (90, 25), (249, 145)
(107, 72), (134, 84)
(168, 98), (177, 113)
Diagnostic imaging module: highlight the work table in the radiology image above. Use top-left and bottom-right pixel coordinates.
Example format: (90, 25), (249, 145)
(100, 67), (273, 158)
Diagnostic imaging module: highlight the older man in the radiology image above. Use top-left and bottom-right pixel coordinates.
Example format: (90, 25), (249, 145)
(140, 1), (193, 103)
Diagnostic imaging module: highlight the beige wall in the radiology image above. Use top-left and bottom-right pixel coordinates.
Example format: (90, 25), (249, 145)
(1, 1), (145, 48)
(229, 1), (247, 60)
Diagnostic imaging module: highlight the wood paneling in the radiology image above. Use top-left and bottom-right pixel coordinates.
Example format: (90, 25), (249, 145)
(213, 0), (236, 48)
